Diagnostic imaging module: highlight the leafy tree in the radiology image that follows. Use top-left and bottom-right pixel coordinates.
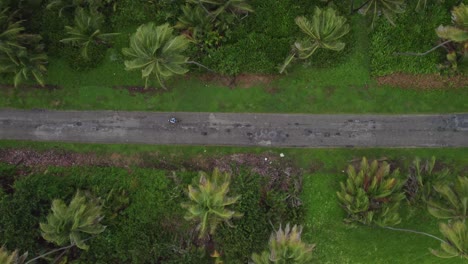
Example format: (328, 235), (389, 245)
(436, 3), (468, 43)
(251, 223), (315, 264)
(336, 157), (405, 226)
(122, 22), (191, 89)
(279, 7), (350, 74)
(351, 0), (405, 28)
(404, 156), (450, 204)
(40, 190), (106, 250)
(430, 220), (468, 259)
(427, 176), (468, 221)
(60, 8), (118, 60)
(181, 168), (242, 238)
(0, 247), (27, 264)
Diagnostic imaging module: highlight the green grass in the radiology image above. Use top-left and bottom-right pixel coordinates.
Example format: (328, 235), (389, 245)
(302, 173), (465, 264)
(1, 141), (467, 263)
(1, 17), (467, 113)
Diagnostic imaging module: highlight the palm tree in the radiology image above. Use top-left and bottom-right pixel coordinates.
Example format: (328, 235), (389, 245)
(0, 34), (48, 87)
(403, 156), (450, 204)
(251, 224), (315, 264)
(47, 0), (104, 16)
(279, 7), (350, 74)
(430, 220), (468, 259)
(40, 190), (106, 250)
(122, 22), (191, 89)
(181, 168), (242, 238)
(436, 3), (468, 43)
(427, 176), (468, 221)
(60, 8), (118, 60)
(336, 157), (405, 226)
(187, 0), (253, 19)
(175, 4), (213, 43)
(0, 247), (28, 264)
(352, 0), (405, 28)
(0, 8), (25, 57)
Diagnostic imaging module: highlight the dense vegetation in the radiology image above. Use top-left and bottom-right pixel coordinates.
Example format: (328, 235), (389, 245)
(0, 143), (467, 263)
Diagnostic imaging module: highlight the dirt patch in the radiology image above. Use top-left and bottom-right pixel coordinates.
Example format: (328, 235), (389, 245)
(198, 73), (276, 89)
(0, 84), (61, 91)
(376, 73), (468, 89)
(0, 148), (300, 192)
(113, 85), (162, 96)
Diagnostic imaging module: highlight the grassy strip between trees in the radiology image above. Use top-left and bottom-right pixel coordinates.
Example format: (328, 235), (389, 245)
(1, 14), (467, 113)
(0, 140), (467, 263)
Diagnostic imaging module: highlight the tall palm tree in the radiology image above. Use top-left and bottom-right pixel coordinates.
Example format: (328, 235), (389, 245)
(352, 0), (405, 28)
(175, 4), (213, 43)
(0, 34), (48, 87)
(427, 176), (468, 221)
(436, 3), (468, 43)
(280, 7), (350, 74)
(0, 8), (25, 58)
(187, 0), (253, 19)
(122, 22), (191, 89)
(40, 190), (106, 250)
(61, 8), (118, 60)
(430, 220), (468, 259)
(251, 224), (315, 264)
(181, 168), (242, 238)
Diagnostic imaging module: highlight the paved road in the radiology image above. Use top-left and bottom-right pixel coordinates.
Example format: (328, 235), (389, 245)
(0, 109), (467, 147)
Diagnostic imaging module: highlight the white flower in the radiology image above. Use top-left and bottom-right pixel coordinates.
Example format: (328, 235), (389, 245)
(265, 158), (268, 161)
(280, 153), (285, 158)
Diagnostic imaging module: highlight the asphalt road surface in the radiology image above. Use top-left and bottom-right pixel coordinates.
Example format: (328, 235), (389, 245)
(0, 109), (467, 147)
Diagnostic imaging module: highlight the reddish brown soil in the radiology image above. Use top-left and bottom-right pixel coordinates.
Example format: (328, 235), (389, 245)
(0, 148), (301, 192)
(376, 73), (468, 89)
(198, 73), (277, 89)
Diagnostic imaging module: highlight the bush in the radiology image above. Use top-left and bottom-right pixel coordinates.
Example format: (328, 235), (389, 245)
(62, 42), (107, 71)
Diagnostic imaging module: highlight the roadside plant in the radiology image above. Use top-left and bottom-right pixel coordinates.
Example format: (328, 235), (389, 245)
(0, 8), (24, 57)
(123, 23), (190, 89)
(416, 0), (446, 12)
(427, 176), (468, 221)
(251, 223), (315, 264)
(46, 0), (105, 16)
(336, 157), (405, 226)
(182, 168), (242, 238)
(430, 220), (468, 259)
(280, 7), (350, 74)
(61, 8), (119, 60)
(175, 4), (214, 43)
(40, 190), (106, 250)
(404, 156), (450, 204)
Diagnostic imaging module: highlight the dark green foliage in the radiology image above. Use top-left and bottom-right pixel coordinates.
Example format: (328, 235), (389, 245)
(62, 41), (106, 70)
(214, 169), (304, 263)
(369, 0), (459, 75)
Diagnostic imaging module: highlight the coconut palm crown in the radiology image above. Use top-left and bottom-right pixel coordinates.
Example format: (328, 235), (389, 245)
(40, 190), (106, 250)
(182, 168), (242, 238)
(279, 7), (350, 74)
(123, 22), (190, 89)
